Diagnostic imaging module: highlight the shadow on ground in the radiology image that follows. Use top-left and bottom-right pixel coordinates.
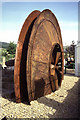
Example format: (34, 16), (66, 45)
(2, 68), (80, 118)
(37, 78), (80, 118)
(2, 69), (16, 102)
(2, 69), (30, 104)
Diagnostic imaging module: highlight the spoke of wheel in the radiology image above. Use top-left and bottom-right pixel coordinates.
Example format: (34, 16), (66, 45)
(55, 66), (59, 70)
(51, 57), (54, 64)
(59, 71), (63, 75)
(54, 52), (61, 66)
(57, 69), (63, 76)
(50, 64), (54, 69)
(51, 68), (55, 76)
(54, 72), (59, 90)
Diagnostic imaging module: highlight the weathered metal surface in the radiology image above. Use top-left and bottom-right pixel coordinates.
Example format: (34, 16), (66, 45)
(14, 10), (40, 103)
(14, 9), (64, 103)
(26, 9), (64, 102)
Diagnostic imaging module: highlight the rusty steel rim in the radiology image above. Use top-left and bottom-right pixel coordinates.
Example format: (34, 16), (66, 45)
(14, 10), (40, 103)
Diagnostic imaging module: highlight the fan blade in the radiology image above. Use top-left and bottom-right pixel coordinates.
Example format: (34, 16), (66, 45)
(51, 64), (55, 69)
(54, 72), (59, 90)
(54, 52), (61, 66)
(55, 66), (59, 70)
(51, 57), (54, 64)
(58, 70), (63, 76)
(56, 68), (63, 79)
(51, 68), (55, 76)
(59, 71), (63, 75)
(59, 71), (64, 80)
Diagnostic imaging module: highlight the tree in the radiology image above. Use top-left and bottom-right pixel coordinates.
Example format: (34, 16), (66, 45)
(1, 49), (8, 56)
(64, 40), (76, 60)
(69, 40), (75, 58)
(7, 42), (16, 54)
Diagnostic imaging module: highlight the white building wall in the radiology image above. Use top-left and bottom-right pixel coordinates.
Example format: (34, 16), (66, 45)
(75, 42), (80, 76)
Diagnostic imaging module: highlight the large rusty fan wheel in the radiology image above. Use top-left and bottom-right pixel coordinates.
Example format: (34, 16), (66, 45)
(26, 9), (64, 102)
(14, 9), (64, 103)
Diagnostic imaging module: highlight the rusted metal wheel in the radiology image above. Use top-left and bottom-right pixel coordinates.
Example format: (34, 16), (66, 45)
(26, 9), (64, 102)
(14, 9), (64, 103)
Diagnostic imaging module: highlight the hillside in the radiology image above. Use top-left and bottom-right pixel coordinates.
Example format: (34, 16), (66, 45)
(0, 42), (9, 49)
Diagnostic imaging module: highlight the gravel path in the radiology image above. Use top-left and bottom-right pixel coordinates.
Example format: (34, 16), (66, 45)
(0, 72), (79, 119)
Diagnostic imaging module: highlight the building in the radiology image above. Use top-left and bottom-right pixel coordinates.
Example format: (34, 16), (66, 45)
(75, 41), (80, 76)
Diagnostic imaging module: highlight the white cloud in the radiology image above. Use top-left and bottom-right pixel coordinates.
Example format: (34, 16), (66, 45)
(59, 21), (78, 46)
(59, 21), (78, 28)
(61, 29), (78, 46)
(0, 21), (78, 46)
(0, 29), (20, 44)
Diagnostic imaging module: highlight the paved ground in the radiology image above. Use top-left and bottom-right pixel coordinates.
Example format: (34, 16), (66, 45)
(0, 69), (80, 119)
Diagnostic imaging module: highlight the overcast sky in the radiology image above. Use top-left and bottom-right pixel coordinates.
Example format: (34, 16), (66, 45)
(1, 2), (78, 46)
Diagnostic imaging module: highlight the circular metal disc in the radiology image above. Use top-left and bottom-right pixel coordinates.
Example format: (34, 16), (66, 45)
(26, 9), (64, 102)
